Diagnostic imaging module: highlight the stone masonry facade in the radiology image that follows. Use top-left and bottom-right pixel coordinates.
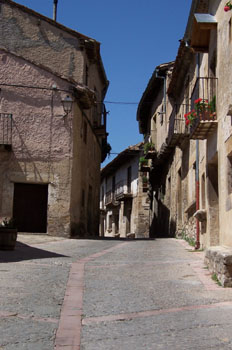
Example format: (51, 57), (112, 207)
(137, 0), (232, 285)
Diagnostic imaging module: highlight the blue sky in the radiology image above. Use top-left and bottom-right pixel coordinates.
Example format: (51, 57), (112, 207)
(14, 0), (192, 166)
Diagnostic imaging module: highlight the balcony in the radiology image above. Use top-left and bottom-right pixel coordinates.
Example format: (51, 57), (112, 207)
(143, 142), (157, 160)
(105, 190), (119, 208)
(142, 175), (148, 192)
(0, 113), (12, 151)
(115, 181), (132, 201)
(139, 157), (150, 172)
(189, 77), (217, 140)
(93, 103), (107, 137)
(167, 104), (190, 147)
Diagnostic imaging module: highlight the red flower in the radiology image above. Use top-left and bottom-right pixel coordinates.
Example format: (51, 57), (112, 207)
(194, 98), (202, 104)
(185, 119), (190, 126)
(224, 5), (230, 11)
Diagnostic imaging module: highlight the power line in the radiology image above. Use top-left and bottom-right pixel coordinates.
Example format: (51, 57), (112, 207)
(104, 101), (139, 105)
(103, 100), (155, 105)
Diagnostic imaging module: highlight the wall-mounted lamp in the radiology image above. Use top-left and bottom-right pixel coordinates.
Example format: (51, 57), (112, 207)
(61, 95), (73, 116)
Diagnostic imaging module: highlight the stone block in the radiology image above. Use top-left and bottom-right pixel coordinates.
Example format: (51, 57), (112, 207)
(205, 246), (232, 287)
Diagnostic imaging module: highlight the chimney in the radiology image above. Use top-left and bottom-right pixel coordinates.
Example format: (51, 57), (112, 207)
(53, 0), (58, 21)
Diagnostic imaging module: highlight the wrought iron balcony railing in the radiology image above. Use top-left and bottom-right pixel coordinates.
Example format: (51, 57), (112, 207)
(93, 103), (107, 136)
(115, 180), (132, 200)
(189, 77), (217, 139)
(0, 113), (12, 150)
(105, 190), (119, 207)
(167, 104), (190, 147)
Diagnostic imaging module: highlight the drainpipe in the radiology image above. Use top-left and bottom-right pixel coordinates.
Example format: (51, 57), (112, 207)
(195, 53), (200, 250)
(53, 0), (58, 21)
(195, 140), (200, 249)
(155, 69), (166, 115)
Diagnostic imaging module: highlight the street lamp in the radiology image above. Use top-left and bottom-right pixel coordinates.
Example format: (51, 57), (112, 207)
(61, 95), (73, 116)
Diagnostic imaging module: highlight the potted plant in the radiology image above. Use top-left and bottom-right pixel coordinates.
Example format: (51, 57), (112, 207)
(139, 156), (148, 166)
(184, 97), (216, 126)
(142, 176), (148, 185)
(144, 142), (155, 155)
(224, 1), (232, 11)
(0, 218), (17, 250)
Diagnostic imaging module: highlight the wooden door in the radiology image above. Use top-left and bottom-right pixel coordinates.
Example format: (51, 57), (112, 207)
(13, 183), (48, 233)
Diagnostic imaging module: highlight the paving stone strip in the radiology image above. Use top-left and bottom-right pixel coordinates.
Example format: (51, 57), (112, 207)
(54, 242), (129, 350)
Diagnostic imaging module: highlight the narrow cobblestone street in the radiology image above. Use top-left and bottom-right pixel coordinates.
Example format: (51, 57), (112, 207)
(1, 235), (232, 349)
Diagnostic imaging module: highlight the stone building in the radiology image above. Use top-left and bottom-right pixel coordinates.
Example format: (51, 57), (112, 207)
(0, 0), (109, 237)
(137, 0), (232, 286)
(100, 143), (150, 238)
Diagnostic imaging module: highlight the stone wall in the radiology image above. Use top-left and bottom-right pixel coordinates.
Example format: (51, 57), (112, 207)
(205, 246), (232, 287)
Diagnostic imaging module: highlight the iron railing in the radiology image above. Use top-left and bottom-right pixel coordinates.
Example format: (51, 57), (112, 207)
(115, 180), (132, 199)
(105, 190), (119, 206)
(169, 104), (191, 136)
(93, 103), (107, 129)
(190, 77), (217, 123)
(105, 190), (113, 205)
(0, 113), (12, 145)
(115, 181), (124, 198)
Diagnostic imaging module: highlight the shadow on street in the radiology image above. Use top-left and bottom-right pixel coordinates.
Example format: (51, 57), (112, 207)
(0, 241), (68, 263)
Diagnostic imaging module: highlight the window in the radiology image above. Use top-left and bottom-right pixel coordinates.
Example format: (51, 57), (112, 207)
(92, 87), (98, 126)
(83, 120), (87, 144)
(201, 174), (206, 208)
(101, 186), (104, 206)
(227, 152), (232, 194)
(168, 176), (171, 206)
(127, 166), (131, 193)
(108, 214), (112, 231)
(229, 18), (232, 42)
(112, 176), (115, 194)
(85, 64), (89, 86)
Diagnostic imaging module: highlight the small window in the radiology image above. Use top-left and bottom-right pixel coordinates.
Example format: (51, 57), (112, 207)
(85, 65), (89, 86)
(201, 173), (206, 208)
(83, 121), (87, 144)
(227, 153), (232, 194)
(112, 176), (115, 193)
(127, 166), (131, 193)
(101, 186), (104, 202)
(229, 18), (232, 42)
(108, 214), (112, 231)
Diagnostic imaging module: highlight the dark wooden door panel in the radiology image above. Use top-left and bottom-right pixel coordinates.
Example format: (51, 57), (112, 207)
(13, 183), (48, 233)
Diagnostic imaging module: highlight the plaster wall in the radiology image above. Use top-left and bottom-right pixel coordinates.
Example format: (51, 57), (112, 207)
(0, 51), (74, 235)
(0, 50), (102, 237)
(0, 0), (85, 83)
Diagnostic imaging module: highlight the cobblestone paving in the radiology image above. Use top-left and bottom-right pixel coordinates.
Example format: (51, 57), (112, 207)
(81, 239), (232, 350)
(0, 235), (119, 350)
(1, 236), (232, 349)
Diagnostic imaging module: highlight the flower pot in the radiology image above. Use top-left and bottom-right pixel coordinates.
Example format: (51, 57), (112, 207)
(0, 228), (17, 250)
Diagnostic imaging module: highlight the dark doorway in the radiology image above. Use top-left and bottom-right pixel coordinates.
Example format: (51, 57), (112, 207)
(13, 183), (48, 233)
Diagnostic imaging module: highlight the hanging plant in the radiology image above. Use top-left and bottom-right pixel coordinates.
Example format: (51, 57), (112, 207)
(184, 97), (216, 126)
(144, 142), (155, 154)
(139, 156), (148, 166)
(224, 1), (232, 11)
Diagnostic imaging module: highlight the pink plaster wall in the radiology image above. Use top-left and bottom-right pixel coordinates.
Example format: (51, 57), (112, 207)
(0, 50), (73, 160)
